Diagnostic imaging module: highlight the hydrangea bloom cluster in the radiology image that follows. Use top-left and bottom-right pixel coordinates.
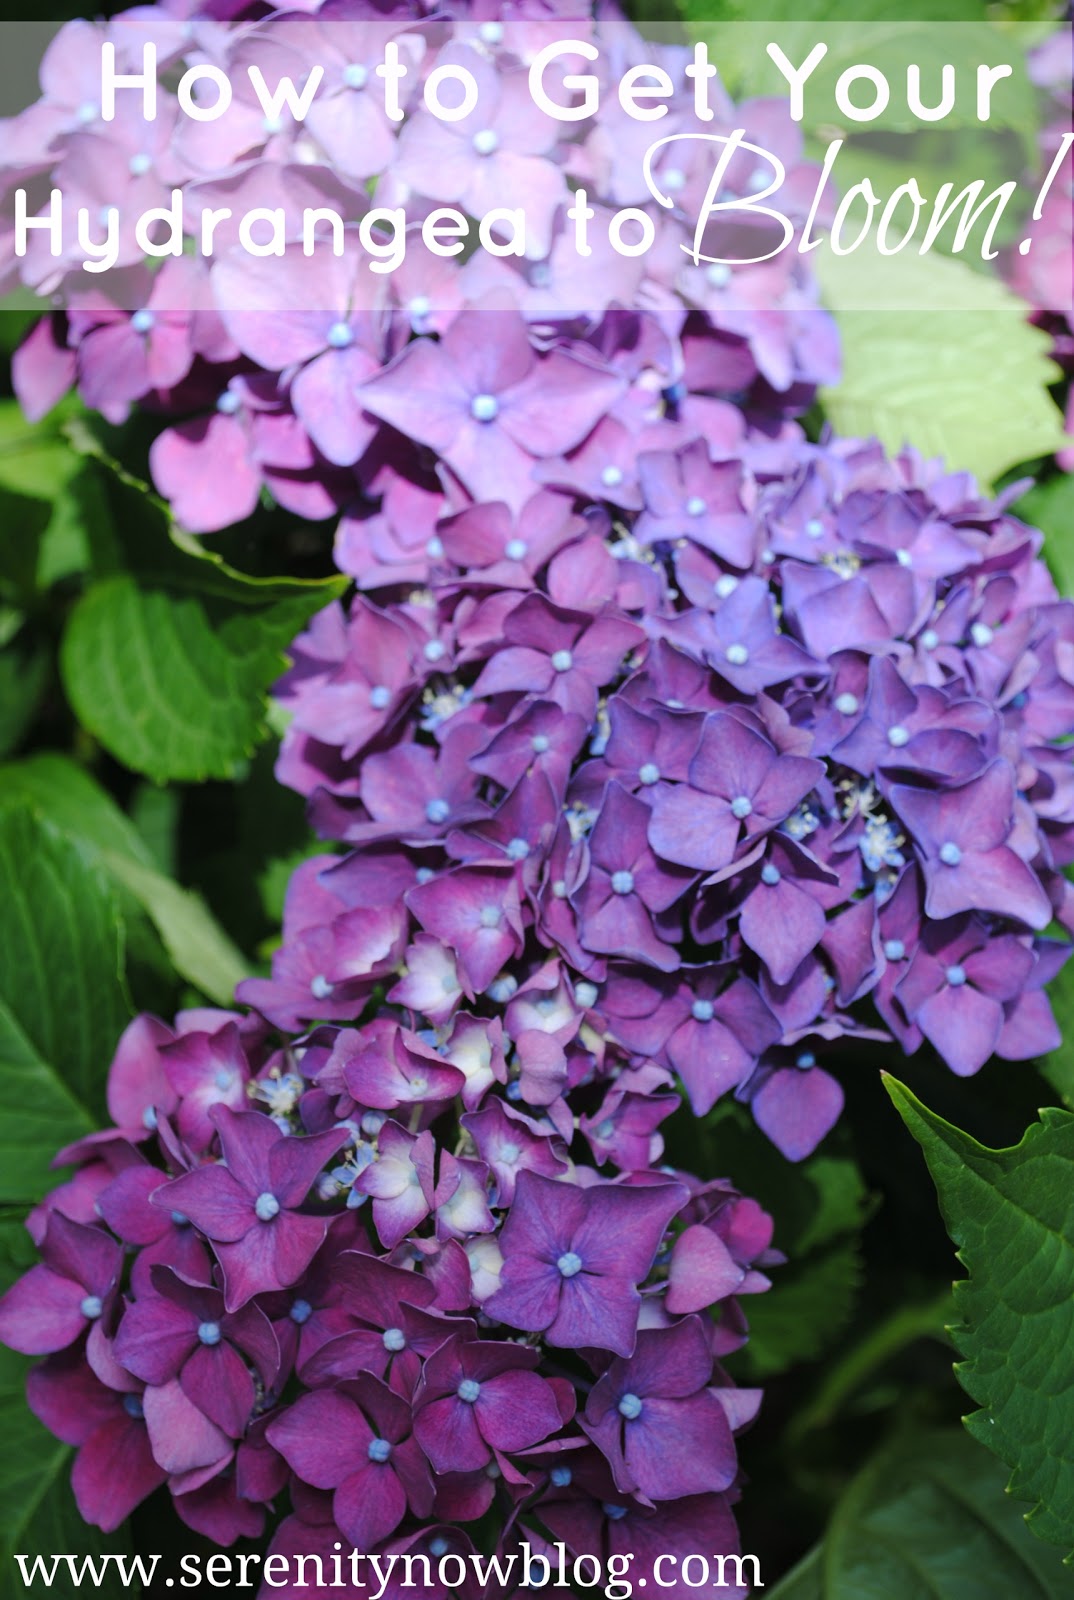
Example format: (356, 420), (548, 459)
(0, 1004), (774, 1588)
(268, 429), (1074, 1162)
(1008, 29), (1074, 468)
(6, 0), (840, 533)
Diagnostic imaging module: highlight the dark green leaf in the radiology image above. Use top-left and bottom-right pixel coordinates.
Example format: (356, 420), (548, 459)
(886, 1079), (1074, 1557)
(0, 754), (249, 1005)
(60, 573), (333, 784)
(0, 805), (129, 1200)
(768, 1429), (1073, 1597)
(1015, 475), (1074, 599)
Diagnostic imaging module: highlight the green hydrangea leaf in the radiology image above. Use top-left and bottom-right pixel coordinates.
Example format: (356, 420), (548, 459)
(60, 573), (335, 784)
(768, 1428), (1073, 1597)
(886, 1079), (1074, 1557)
(0, 754), (249, 1006)
(0, 805), (129, 1203)
(816, 250), (1067, 488)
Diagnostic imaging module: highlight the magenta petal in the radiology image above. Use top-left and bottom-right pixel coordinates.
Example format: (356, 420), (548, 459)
(752, 1067), (844, 1162)
(917, 985), (1004, 1076)
(153, 1166), (253, 1243)
(267, 1391), (370, 1490)
(334, 1462), (407, 1551)
(0, 1265), (89, 1355)
(72, 1416), (166, 1533)
(142, 1379), (232, 1477)
(180, 1341), (255, 1439)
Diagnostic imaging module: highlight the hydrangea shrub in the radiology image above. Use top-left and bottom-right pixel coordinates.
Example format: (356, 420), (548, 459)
(0, 0), (1073, 1590)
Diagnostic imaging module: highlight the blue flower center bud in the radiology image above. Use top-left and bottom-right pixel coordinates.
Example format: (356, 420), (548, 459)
(343, 63), (368, 89)
(886, 725), (910, 747)
(506, 837), (530, 860)
(557, 1251), (583, 1278)
(142, 1105), (158, 1131)
(198, 1321), (222, 1346)
(596, 1119), (615, 1140)
(939, 842), (962, 867)
(946, 965), (968, 987)
(255, 1193), (280, 1222)
(834, 692), (859, 715)
(364, 1437), (391, 1464)
(550, 1465), (573, 1487)
(714, 574), (738, 598)
(77, 101), (98, 124)
(289, 1300), (313, 1325)
(429, 1536), (451, 1557)
(327, 320), (353, 349)
(730, 795), (753, 820)
(920, 629), (939, 650)
(171, 1211), (189, 1227)
(472, 128), (498, 156)
(601, 465), (623, 488)
(692, 998), (715, 1022)
(129, 152), (152, 176)
(551, 649), (573, 673)
(423, 639), (446, 662)
(638, 763), (660, 786)
(531, 734), (550, 753)
(575, 981), (598, 1008)
(805, 517), (824, 538)
(663, 167), (686, 192)
(216, 389), (242, 415)
(214, 1068), (234, 1091)
(311, 974), (335, 1000)
(123, 1394), (145, 1418)
(970, 621), (994, 648)
(425, 798), (450, 825)
(479, 904), (502, 928)
(131, 309), (155, 335)
(506, 1081), (524, 1102)
(488, 974), (518, 1002)
(618, 1392), (643, 1420)
(425, 536), (444, 560)
(471, 393), (499, 422)
(686, 496), (707, 517)
(505, 538), (528, 561)
(610, 869), (635, 896)
(761, 863), (781, 886)
(884, 939), (906, 961)
(725, 644), (749, 666)
(895, 548), (912, 567)
(499, 1142), (521, 1165)
(80, 1296), (103, 1320)
(457, 1379), (482, 1403)
(796, 1052), (816, 1070)
(706, 261), (731, 288)
(603, 1504), (628, 1522)
(382, 1326), (406, 1352)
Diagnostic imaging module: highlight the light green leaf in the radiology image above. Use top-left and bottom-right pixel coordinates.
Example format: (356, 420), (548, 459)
(0, 805), (129, 1202)
(60, 574), (334, 784)
(816, 249), (1066, 486)
(769, 1429), (1073, 1597)
(886, 1079), (1074, 1557)
(0, 754), (248, 1004)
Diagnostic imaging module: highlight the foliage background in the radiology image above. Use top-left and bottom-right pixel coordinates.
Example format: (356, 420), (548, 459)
(0, 0), (1072, 1593)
